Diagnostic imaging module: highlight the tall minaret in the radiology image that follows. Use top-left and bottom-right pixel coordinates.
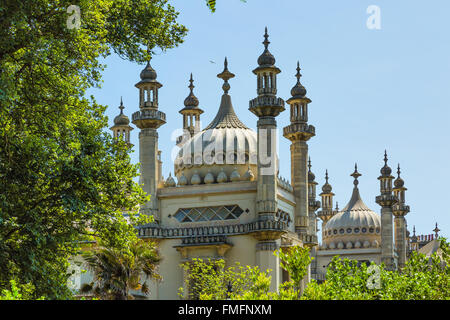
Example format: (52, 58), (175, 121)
(392, 164), (410, 268)
(375, 151), (398, 270)
(110, 97), (133, 147)
(249, 28), (285, 222)
(283, 62), (315, 238)
(176, 74), (204, 147)
(132, 58), (166, 222)
(317, 170), (336, 227)
(249, 28), (285, 293)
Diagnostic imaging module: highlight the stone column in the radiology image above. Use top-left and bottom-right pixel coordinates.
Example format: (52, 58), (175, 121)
(255, 240), (280, 292)
(395, 216), (407, 268)
(256, 117), (278, 221)
(381, 206), (395, 269)
(139, 128), (159, 219)
(291, 140), (309, 234)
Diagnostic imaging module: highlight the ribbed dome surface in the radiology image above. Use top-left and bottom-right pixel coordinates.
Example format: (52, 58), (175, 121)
(175, 92), (257, 181)
(325, 187), (380, 231)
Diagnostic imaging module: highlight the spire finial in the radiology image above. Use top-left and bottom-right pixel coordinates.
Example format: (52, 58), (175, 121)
(263, 27), (270, 49)
(119, 97), (124, 114)
(397, 163), (401, 177)
(433, 223), (440, 237)
(188, 73), (194, 93)
(325, 169), (329, 183)
(335, 202), (339, 211)
(308, 157), (312, 172)
(217, 57), (235, 94)
(351, 163), (362, 187)
(413, 225), (416, 236)
(384, 150), (388, 165)
(295, 61), (302, 83)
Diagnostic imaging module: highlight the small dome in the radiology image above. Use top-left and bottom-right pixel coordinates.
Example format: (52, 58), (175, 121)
(114, 113), (130, 126)
(291, 83), (306, 98)
(308, 171), (315, 183)
(140, 60), (157, 80)
(354, 241), (362, 248)
(217, 168), (228, 183)
(204, 170), (215, 184)
(346, 241), (353, 249)
(164, 173), (176, 187)
(191, 171), (201, 185)
(230, 168), (241, 182)
(257, 28), (276, 66)
(183, 74), (200, 108)
(322, 182), (332, 193)
(113, 98), (130, 126)
(394, 177), (404, 188)
(178, 173), (188, 186)
(329, 242), (336, 249)
(363, 240), (371, 248)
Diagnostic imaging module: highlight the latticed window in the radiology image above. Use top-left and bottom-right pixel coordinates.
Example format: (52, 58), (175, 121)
(174, 205), (244, 223)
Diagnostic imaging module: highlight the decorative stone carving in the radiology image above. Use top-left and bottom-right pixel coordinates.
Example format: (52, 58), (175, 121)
(230, 168), (241, 182)
(164, 173), (176, 187)
(243, 166), (255, 181)
(178, 173), (188, 186)
(191, 171), (201, 185)
(217, 168), (228, 183)
(204, 170), (215, 184)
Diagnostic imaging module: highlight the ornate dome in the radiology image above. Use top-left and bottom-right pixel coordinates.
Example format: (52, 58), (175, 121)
(290, 62), (307, 98)
(323, 168), (381, 250)
(257, 27), (276, 67)
(140, 59), (157, 80)
(113, 98), (130, 126)
(174, 59), (258, 183)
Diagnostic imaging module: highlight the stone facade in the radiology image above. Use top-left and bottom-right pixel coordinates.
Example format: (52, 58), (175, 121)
(70, 29), (443, 299)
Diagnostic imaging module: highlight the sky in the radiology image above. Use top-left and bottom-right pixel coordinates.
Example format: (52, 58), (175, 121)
(87, 0), (450, 239)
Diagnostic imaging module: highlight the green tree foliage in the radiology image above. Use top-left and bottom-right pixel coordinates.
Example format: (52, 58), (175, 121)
(0, 0), (187, 299)
(179, 240), (449, 300)
(81, 240), (161, 300)
(0, 280), (44, 300)
(205, 0), (247, 13)
(303, 238), (450, 300)
(179, 246), (312, 300)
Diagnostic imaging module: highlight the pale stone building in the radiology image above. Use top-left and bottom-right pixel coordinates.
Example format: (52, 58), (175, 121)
(87, 29), (440, 299)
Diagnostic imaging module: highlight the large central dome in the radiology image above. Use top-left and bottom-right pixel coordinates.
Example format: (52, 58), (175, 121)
(174, 60), (258, 184)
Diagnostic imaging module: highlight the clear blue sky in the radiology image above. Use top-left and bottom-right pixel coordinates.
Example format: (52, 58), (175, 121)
(87, 0), (450, 239)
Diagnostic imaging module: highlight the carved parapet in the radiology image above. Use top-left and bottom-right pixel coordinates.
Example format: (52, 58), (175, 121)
(295, 216), (309, 228)
(375, 194), (398, 207)
(137, 219), (288, 240)
(392, 204), (410, 216)
(132, 108), (166, 129)
(249, 96), (285, 118)
(283, 123), (315, 142)
(308, 199), (321, 212)
(300, 234), (318, 248)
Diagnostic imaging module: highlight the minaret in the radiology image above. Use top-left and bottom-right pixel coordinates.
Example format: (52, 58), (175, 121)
(249, 28), (285, 222)
(110, 97), (133, 146)
(307, 158), (321, 237)
(176, 74), (204, 147)
(375, 151), (398, 270)
(249, 28), (285, 293)
(392, 164), (410, 268)
(132, 58), (166, 222)
(283, 61), (315, 238)
(317, 170), (336, 226)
